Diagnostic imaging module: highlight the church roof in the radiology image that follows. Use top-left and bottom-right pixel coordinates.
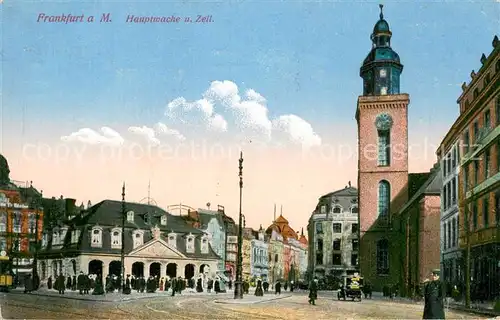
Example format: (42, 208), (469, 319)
(275, 214), (288, 224)
(399, 166), (442, 214)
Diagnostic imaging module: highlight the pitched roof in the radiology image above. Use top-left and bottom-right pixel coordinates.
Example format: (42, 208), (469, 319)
(399, 167), (442, 214)
(319, 186), (358, 199)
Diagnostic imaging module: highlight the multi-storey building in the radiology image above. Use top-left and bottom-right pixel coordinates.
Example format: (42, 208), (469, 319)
(356, 5), (441, 291)
(267, 228), (284, 285)
(242, 232), (252, 280)
(455, 36), (499, 300)
(297, 229), (309, 280)
(307, 184), (359, 279)
(249, 226), (269, 279)
(0, 154), (44, 284)
(225, 234), (238, 280)
(436, 136), (462, 285)
(38, 188), (221, 283)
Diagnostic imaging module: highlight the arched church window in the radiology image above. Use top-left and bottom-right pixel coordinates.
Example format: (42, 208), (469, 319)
(376, 239), (389, 275)
(375, 114), (392, 166)
(378, 180), (391, 219)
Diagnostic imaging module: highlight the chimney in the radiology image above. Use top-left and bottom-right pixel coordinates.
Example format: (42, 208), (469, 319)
(65, 198), (76, 217)
(217, 205), (224, 213)
(348, 181), (351, 187)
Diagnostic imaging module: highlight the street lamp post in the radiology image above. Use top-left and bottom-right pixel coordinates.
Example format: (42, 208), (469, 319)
(234, 151), (244, 299)
(120, 183), (126, 292)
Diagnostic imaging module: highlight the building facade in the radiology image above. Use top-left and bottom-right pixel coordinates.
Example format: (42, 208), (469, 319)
(267, 229), (284, 285)
(437, 138), (462, 286)
(456, 36), (499, 300)
(395, 166), (442, 296)
(0, 155), (44, 282)
(37, 196), (221, 283)
(250, 227), (269, 279)
(242, 235), (252, 280)
(307, 185), (359, 280)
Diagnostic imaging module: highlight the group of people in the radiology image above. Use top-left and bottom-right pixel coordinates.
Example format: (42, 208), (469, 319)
(44, 272), (101, 295)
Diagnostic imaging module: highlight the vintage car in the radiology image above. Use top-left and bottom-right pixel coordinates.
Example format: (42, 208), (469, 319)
(337, 274), (363, 301)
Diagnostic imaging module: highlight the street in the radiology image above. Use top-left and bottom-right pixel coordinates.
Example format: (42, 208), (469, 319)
(0, 291), (489, 319)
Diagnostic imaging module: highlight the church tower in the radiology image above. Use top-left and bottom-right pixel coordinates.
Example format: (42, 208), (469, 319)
(356, 5), (409, 290)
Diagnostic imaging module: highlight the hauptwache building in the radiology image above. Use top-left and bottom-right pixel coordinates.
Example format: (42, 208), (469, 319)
(37, 193), (222, 282)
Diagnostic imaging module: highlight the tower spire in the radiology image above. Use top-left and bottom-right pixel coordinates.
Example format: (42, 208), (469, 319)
(280, 205), (283, 216)
(301, 227), (304, 236)
(122, 182), (125, 201)
(273, 204), (276, 222)
(379, 3), (384, 19)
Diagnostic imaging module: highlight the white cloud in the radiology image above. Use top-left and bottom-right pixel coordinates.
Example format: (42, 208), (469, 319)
(128, 126), (160, 146)
(61, 127), (124, 146)
(165, 80), (321, 148)
(154, 122), (186, 141)
(272, 115), (322, 148)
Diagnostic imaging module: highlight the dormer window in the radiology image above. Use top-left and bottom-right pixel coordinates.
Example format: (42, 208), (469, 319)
(90, 226), (103, 247)
(52, 229), (60, 246)
(333, 206), (342, 213)
(351, 206), (359, 214)
(127, 211), (134, 222)
(144, 213), (149, 224)
(60, 227), (68, 244)
(160, 215), (167, 226)
(201, 236), (209, 254)
(70, 230), (80, 244)
(42, 233), (48, 247)
(168, 233), (177, 248)
(186, 235), (195, 253)
(111, 227), (122, 249)
(132, 230), (144, 249)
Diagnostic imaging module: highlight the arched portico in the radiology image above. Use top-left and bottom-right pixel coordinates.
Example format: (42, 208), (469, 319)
(132, 262), (144, 278)
(149, 262), (161, 278)
(109, 261), (121, 277)
(199, 264), (209, 274)
(88, 260), (103, 276)
(184, 264), (195, 279)
(166, 263), (177, 278)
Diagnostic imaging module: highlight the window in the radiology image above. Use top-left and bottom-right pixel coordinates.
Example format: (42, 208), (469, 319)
(201, 237), (209, 253)
(0, 237), (5, 251)
(495, 193), (500, 225)
(333, 239), (341, 251)
(91, 227), (102, 247)
(143, 213), (149, 224)
(351, 254), (358, 266)
(452, 178), (457, 205)
(485, 149), (491, 178)
(333, 206), (341, 213)
(160, 215), (167, 225)
(443, 185), (448, 210)
(483, 198), (489, 228)
(496, 97), (500, 125)
(12, 238), (20, 251)
(497, 141), (500, 172)
(472, 202), (478, 230)
(352, 239), (359, 251)
(443, 223), (447, 249)
(28, 213), (36, 233)
(333, 253), (342, 265)
(332, 223), (342, 233)
(452, 147), (457, 168)
(464, 166), (469, 191)
(168, 233), (177, 248)
(0, 211), (6, 232)
(127, 211), (134, 222)
(473, 88), (479, 99)
(378, 130), (390, 166)
(186, 236), (195, 253)
(316, 253), (323, 265)
(474, 161), (479, 185)
(133, 230), (144, 248)
(463, 130), (470, 154)
(351, 223), (359, 233)
(473, 121), (479, 142)
(315, 222), (323, 234)
(70, 230), (79, 244)
(378, 180), (390, 218)
(111, 228), (121, 249)
(13, 211), (21, 233)
(316, 239), (323, 251)
(452, 217), (457, 248)
(52, 230), (60, 246)
(351, 206), (358, 213)
(484, 109), (491, 130)
(376, 239), (389, 275)
(447, 221), (451, 249)
(320, 205), (326, 214)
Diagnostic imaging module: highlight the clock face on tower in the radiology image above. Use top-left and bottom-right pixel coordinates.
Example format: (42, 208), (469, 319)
(375, 113), (393, 131)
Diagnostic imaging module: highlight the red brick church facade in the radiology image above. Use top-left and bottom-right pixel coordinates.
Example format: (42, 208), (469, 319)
(356, 5), (441, 294)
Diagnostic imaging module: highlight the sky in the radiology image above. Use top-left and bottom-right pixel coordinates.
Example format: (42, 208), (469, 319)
(1, 0), (499, 233)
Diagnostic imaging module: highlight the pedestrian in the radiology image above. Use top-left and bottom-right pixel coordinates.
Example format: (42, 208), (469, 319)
(255, 278), (264, 296)
(207, 278), (213, 293)
(196, 276), (203, 293)
(308, 277), (318, 305)
(422, 269), (445, 319)
(275, 281), (281, 295)
(24, 274), (33, 294)
(57, 274), (65, 295)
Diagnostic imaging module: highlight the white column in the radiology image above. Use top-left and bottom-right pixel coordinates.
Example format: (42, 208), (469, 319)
(144, 262), (150, 278)
(160, 263), (166, 278)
